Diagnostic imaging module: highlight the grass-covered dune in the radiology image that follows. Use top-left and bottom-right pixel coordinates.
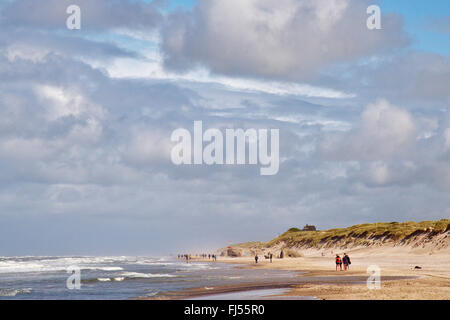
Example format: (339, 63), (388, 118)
(221, 220), (450, 255)
(268, 219), (450, 248)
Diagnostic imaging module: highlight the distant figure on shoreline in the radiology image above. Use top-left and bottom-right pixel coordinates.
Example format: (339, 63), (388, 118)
(343, 253), (348, 270)
(343, 253), (351, 270)
(269, 253), (273, 263)
(255, 254), (259, 264)
(335, 254), (342, 271)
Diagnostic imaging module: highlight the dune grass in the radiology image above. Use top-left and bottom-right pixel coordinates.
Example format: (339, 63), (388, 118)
(266, 219), (450, 248)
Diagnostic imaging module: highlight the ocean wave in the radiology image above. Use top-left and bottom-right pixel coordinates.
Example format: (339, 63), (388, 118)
(0, 262), (63, 273)
(97, 278), (111, 282)
(119, 272), (179, 279)
(0, 288), (32, 297)
(133, 260), (169, 265)
(0, 256), (177, 274)
(113, 277), (125, 282)
(82, 267), (123, 271)
(0, 261), (123, 274)
(78, 272), (177, 283)
(95, 277), (125, 282)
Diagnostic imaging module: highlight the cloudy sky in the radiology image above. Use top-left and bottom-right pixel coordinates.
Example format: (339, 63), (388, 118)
(0, 0), (449, 256)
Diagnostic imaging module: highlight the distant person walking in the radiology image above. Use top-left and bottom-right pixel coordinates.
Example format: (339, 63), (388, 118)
(343, 254), (348, 270)
(269, 253), (273, 263)
(255, 254), (259, 264)
(344, 253), (351, 270)
(335, 254), (342, 271)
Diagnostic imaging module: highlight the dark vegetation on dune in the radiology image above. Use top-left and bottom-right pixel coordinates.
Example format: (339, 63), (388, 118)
(228, 220), (450, 252)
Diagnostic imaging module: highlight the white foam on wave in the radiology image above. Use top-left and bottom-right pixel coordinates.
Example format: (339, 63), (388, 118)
(134, 261), (178, 266)
(0, 256), (178, 274)
(120, 272), (179, 279)
(0, 258), (124, 274)
(83, 266), (123, 271)
(96, 277), (126, 282)
(97, 278), (111, 282)
(0, 288), (32, 297)
(0, 261), (63, 273)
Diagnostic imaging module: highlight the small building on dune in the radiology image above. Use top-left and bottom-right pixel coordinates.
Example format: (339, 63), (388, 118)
(302, 224), (317, 231)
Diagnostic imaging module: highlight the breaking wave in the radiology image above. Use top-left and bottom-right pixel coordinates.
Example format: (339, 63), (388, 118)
(119, 272), (179, 279)
(0, 288), (32, 297)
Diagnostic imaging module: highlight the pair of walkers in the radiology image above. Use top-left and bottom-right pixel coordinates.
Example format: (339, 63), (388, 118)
(335, 253), (351, 271)
(254, 253), (273, 264)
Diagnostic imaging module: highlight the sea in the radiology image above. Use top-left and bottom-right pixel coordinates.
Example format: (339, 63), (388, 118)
(0, 256), (302, 300)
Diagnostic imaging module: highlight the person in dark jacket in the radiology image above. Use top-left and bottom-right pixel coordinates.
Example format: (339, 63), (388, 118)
(344, 253), (351, 270)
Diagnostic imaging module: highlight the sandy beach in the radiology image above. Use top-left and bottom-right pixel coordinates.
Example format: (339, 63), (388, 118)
(168, 247), (450, 300)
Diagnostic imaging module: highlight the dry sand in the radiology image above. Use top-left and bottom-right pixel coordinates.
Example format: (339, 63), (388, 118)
(188, 246), (450, 300)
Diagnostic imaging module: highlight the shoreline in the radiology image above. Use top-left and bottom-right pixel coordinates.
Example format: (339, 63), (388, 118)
(146, 249), (450, 300)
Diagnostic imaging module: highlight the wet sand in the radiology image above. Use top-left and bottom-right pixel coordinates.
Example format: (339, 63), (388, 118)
(188, 288), (319, 300)
(149, 273), (415, 300)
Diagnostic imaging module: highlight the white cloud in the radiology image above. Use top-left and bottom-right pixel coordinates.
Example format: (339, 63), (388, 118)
(359, 100), (416, 156)
(102, 53), (355, 99)
(0, 0), (448, 255)
(162, 0), (408, 80)
(0, 137), (53, 161)
(34, 85), (104, 121)
(321, 99), (416, 160)
(444, 128), (450, 149)
(5, 43), (50, 62)
(124, 129), (173, 165)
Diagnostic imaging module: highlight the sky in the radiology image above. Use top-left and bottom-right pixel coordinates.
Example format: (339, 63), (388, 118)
(0, 0), (449, 256)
